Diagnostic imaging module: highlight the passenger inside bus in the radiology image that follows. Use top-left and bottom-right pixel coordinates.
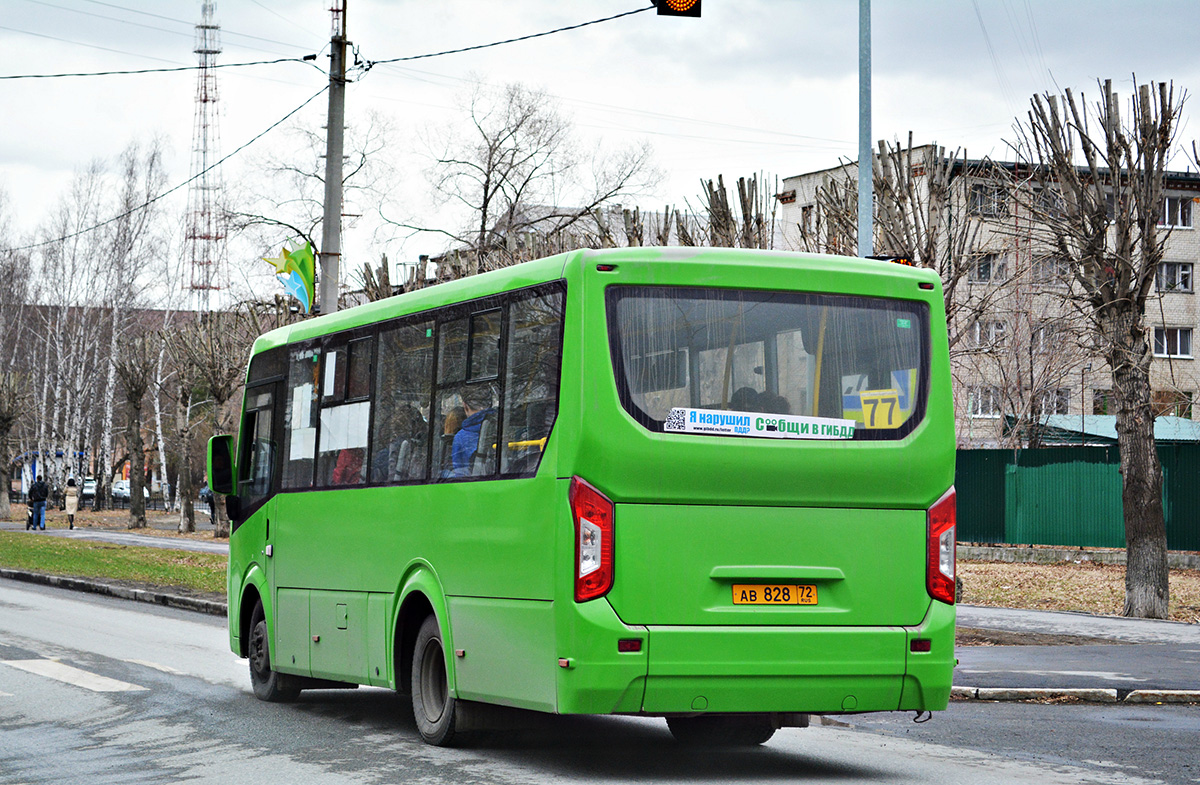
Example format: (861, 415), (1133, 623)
(448, 387), (495, 478)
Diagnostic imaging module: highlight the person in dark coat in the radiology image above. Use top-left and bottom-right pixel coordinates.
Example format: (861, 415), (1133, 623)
(28, 475), (49, 531)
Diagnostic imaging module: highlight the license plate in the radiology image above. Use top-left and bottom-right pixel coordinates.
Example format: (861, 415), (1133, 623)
(732, 584), (817, 605)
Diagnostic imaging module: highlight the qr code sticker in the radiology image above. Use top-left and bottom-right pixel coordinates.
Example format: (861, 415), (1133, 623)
(663, 408), (687, 431)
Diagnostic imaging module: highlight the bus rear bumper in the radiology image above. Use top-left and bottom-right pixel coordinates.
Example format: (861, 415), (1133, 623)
(640, 603), (955, 715)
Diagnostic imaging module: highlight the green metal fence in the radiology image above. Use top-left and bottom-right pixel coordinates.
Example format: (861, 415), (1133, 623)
(956, 446), (1200, 551)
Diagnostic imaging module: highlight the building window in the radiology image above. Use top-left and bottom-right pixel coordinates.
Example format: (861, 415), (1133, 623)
(970, 319), (1007, 349)
(1033, 255), (1070, 285)
(968, 182), (1008, 218)
(1032, 388), (1071, 416)
(1159, 195), (1194, 228)
(800, 204), (815, 235)
(1032, 187), (1066, 219)
(1152, 389), (1194, 418)
(1154, 327), (1193, 358)
(1092, 389), (1114, 415)
(969, 253), (1007, 283)
(1156, 262), (1193, 293)
(1032, 322), (1062, 354)
(967, 385), (1003, 418)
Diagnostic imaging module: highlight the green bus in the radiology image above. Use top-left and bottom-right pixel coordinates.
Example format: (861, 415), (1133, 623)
(209, 246), (957, 747)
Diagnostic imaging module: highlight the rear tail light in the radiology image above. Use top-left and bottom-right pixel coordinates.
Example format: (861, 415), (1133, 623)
(926, 487), (956, 605)
(569, 476), (614, 602)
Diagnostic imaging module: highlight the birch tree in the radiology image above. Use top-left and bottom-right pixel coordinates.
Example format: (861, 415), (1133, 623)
(1009, 79), (1183, 618)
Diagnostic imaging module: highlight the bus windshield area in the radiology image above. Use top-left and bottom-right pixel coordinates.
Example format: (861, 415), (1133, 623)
(608, 286), (928, 439)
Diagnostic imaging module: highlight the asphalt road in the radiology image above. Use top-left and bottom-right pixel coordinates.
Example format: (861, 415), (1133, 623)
(2, 579), (1199, 784)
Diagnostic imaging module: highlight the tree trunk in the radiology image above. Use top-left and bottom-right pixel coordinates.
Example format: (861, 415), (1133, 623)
(0, 463), (10, 521)
(127, 403), (146, 529)
(152, 341), (172, 511)
(1105, 306), (1170, 618)
(177, 384), (195, 533)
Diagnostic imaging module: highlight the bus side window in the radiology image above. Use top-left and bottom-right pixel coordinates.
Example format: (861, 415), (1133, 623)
(282, 347), (320, 489)
(371, 321), (434, 483)
(317, 336), (372, 487)
(501, 288), (565, 476)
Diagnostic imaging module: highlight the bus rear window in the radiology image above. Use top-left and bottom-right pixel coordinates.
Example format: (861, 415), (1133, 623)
(608, 286), (928, 440)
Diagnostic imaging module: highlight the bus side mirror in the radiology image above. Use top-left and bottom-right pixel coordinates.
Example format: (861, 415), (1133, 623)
(208, 435), (236, 497)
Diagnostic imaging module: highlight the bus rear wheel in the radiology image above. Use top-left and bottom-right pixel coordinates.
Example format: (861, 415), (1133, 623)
(248, 601), (300, 703)
(666, 715), (777, 746)
(411, 615), (475, 746)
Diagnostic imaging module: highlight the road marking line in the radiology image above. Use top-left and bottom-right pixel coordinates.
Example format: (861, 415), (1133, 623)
(0, 691), (12, 697)
(1, 659), (147, 692)
(123, 659), (182, 674)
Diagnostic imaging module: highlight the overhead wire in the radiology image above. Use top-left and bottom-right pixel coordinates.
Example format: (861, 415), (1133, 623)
(360, 5), (655, 68)
(0, 56), (323, 80)
(0, 86), (329, 254)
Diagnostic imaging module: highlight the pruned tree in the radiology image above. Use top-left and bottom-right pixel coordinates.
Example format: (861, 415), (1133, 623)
(695, 174), (778, 249)
(391, 81), (659, 274)
(1008, 79), (1184, 618)
(797, 138), (995, 355)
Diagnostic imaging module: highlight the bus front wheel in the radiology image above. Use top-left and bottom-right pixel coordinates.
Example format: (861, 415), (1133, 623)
(666, 715), (777, 746)
(411, 615), (474, 746)
(248, 601), (300, 703)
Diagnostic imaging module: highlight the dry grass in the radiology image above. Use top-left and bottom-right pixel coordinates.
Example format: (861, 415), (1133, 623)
(960, 560), (1200, 623)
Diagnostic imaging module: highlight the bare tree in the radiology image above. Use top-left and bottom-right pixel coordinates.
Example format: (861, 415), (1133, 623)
(0, 189), (32, 520)
(0, 372), (27, 521)
(391, 81), (659, 273)
(228, 111), (394, 300)
(694, 174), (778, 249)
(1008, 79), (1183, 618)
(114, 331), (157, 529)
(798, 139), (996, 355)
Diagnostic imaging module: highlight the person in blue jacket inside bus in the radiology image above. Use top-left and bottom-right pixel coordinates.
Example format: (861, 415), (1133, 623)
(450, 386), (495, 478)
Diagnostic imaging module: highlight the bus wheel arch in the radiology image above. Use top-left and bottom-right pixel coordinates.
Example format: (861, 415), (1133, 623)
(393, 590), (435, 696)
(238, 584), (262, 657)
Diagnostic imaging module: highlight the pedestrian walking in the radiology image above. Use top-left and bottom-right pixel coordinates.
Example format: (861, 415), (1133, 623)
(64, 478), (79, 530)
(28, 475), (49, 531)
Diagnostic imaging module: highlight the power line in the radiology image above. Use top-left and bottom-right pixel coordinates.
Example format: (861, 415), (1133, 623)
(0, 86), (329, 254)
(0, 56), (322, 80)
(362, 5), (654, 68)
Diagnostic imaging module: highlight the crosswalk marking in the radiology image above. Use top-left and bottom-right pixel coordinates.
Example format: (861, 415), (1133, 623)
(2, 659), (148, 692)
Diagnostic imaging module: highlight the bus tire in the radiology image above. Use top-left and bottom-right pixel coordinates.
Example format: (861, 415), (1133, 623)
(248, 601), (301, 703)
(666, 715), (776, 746)
(411, 614), (472, 746)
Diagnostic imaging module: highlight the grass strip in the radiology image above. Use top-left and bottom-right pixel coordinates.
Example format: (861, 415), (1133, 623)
(0, 531), (226, 595)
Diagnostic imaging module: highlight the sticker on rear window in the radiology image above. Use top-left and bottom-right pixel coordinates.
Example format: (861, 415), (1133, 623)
(664, 407), (856, 440)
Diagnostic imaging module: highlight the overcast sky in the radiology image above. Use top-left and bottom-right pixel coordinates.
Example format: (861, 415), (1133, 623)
(3, 0), (1199, 294)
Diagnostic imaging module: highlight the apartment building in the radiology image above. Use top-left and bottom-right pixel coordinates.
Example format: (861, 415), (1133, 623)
(775, 145), (1200, 446)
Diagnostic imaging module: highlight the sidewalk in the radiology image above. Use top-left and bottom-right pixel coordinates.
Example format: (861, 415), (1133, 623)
(955, 604), (1200, 704)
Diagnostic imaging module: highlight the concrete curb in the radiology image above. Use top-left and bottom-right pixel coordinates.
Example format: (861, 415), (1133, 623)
(0, 568), (227, 617)
(954, 686), (1200, 704)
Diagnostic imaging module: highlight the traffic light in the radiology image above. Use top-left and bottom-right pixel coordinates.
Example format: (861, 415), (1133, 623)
(656, 0), (701, 17)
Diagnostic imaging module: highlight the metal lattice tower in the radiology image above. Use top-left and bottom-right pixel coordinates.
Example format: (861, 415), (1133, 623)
(185, 1), (226, 312)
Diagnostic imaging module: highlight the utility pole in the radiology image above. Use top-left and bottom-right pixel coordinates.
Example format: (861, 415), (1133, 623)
(857, 0), (873, 257)
(318, 0), (347, 314)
